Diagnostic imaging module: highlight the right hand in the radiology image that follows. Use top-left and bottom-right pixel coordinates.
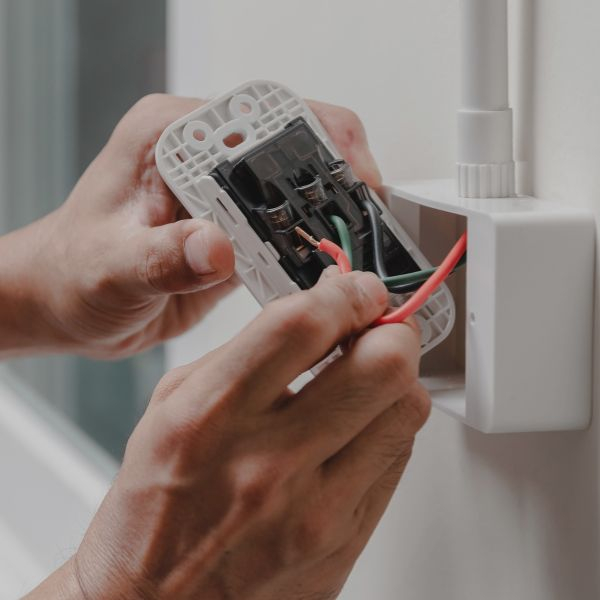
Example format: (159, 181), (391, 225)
(69, 270), (430, 600)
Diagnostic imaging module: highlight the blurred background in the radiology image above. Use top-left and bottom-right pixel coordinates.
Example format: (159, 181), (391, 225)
(0, 1), (167, 595)
(1, 0), (167, 460)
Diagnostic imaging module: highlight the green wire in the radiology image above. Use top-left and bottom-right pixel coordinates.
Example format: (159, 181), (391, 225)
(383, 254), (467, 286)
(328, 214), (464, 288)
(383, 267), (438, 286)
(329, 215), (353, 269)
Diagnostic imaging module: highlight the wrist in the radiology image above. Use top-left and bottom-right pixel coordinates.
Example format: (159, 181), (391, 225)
(0, 211), (70, 358)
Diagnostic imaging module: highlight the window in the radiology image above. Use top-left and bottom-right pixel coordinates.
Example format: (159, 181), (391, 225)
(0, 0), (167, 460)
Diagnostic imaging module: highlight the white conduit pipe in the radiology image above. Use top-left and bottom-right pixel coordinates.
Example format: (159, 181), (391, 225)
(458, 0), (515, 198)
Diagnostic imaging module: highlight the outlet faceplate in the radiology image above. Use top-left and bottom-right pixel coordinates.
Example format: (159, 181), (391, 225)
(386, 179), (595, 433)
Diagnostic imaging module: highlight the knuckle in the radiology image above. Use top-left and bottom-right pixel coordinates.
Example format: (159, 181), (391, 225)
(292, 512), (335, 559)
(151, 366), (188, 403)
(148, 402), (223, 470)
(337, 108), (366, 147)
(334, 276), (368, 321)
(110, 94), (172, 148)
(339, 106), (363, 130)
(80, 260), (118, 299)
(367, 339), (413, 386)
(130, 93), (169, 116)
(144, 245), (167, 292)
(234, 458), (283, 517)
(268, 294), (323, 340)
(404, 384), (432, 430)
(143, 242), (184, 293)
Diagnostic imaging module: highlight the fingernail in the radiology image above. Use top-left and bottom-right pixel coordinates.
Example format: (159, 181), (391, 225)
(184, 228), (217, 275)
(355, 271), (388, 306)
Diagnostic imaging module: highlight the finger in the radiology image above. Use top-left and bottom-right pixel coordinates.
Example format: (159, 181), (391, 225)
(321, 382), (430, 508)
(108, 94), (205, 157)
(278, 320), (422, 467)
(307, 100), (382, 190)
(339, 452), (412, 566)
(179, 271), (389, 410)
(113, 218), (234, 295)
(319, 265), (341, 280)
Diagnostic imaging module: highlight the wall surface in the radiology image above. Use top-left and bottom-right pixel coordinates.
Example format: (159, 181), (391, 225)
(167, 1), (600, 598)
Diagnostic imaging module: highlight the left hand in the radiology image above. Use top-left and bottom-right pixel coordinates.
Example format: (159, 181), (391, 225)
(0, 95), (381, 359)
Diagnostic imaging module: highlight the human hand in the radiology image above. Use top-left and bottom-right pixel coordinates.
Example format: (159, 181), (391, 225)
(46, 270), (429, 600)
(0, 96), (381, 359)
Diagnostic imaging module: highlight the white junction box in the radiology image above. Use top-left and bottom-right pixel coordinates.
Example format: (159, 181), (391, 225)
(386, 179), (595, 433)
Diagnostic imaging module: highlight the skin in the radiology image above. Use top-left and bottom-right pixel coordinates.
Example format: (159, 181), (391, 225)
(0, 95), (430, 599)
(27, 272), (430, 600)
(0, 96), (382, 360)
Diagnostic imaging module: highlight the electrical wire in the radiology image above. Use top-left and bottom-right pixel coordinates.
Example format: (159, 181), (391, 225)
(382, 254), (467, 286)
(380, 252), (467, 294)
(328, 212), (466, 292)
(358, 187), (438, 294)
(296, 224), (467, 325)
(356, 186), (388, 279)
(374, 232), (467, 325)
(295, 226), (352, 274)
(329, 215), (353, 269)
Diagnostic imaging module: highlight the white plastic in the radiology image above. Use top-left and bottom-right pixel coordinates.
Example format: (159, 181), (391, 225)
(155, 80), (455, 354)
(387, 179), (594, 433)
(458, 0), (515, 198)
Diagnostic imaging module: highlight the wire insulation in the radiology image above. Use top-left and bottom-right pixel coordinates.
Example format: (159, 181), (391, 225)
(357, 189), (388, 278)
(295, 226), (352, 274)
(329, 215), (353, 269)
(328, 213), (466, 291)
(374, 233), (468, 325)
(319, 239), (352, 274)
(296, 224), (467, 326)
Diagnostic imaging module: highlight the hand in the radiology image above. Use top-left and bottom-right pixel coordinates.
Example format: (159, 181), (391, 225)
(28, 270), (429, 600)
(0, 95), (381, 359)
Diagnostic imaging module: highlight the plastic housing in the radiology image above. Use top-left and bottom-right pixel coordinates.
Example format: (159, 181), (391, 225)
(458, 0), (515, 198)
(387, 179), (595, 432)
(155, 80), (456, 354)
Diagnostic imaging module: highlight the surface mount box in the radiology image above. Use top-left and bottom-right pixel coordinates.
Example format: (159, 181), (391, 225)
(155, 80), (456, 354)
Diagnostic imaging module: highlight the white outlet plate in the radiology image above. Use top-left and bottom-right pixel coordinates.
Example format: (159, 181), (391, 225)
(155, 81), (456, 355)
(386, 179), (595, 433)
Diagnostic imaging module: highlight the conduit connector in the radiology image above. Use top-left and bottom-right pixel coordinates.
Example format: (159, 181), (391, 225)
(458, 0), (515, 198)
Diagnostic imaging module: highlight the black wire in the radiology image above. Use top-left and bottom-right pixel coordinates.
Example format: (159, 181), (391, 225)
(356, 184), (388, 278)
(357, 184), (422, 293)
(355, 183), (467, 295)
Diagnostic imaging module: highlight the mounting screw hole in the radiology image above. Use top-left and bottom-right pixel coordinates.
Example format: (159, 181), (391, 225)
(470, 312), (476, 324)
(183, 120), (213, 150)
(223, 131), (245, 148)
(229, 93), (260, 120)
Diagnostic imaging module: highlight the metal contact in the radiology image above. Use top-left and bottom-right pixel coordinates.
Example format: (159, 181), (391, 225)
(295, 175), (326, 205)
(266, 201), (293, 230)
(328, 159), (355, 189)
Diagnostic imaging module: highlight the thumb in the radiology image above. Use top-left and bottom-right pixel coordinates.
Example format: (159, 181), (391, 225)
(126, 219), (235, 295)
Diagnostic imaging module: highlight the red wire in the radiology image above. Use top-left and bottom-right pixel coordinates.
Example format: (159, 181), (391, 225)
(314, 231), (467, 326)
(318, 239), (352, 274)
(374, 232), (467, 325)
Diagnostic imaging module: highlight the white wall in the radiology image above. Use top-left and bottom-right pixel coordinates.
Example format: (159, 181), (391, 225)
(167, 1), (600, 598)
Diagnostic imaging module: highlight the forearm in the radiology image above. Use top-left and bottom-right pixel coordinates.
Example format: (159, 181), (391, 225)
(23, 558), (84, 600)
(0, 214), (64, 358)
